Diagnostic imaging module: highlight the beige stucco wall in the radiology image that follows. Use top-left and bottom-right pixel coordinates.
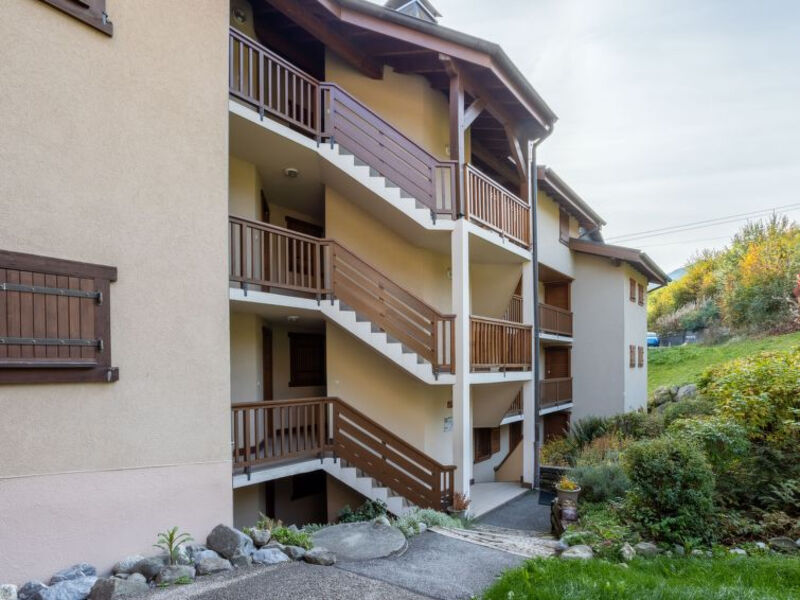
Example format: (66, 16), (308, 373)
(471, 263), (522, 319)
(494, 435), (523, 482)
(326, 325), (453, 464)
(326, 474), (367, 522)
(0, 0), (231, 583)
(233, 482), (267, 530)
(325, 187), (452, 312)
(623, 265), (649, 413)
(570, 253), (625, 421)
(536, 191), (576, 277)
(229, 155), (262, 221)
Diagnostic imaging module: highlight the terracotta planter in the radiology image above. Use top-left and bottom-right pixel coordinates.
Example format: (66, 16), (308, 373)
(556, 486), (581, 506)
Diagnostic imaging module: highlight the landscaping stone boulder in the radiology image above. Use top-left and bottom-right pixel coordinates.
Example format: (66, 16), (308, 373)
(49, 565), (96, 586)
(417, 523), (427, 534)
(0, 585), (17, 600)
(248, 529), (271, 548)
(155, 565), (195, 586)
(206, 525), (254, 560)
(182, 544), (207, 563)
(651, 386), (673, 407)
(36, 577), (97, 600)
(672, 545), (685, 556)
(555, 539), (569, 554)
(619, 543), (636, 562)
(560, 545), (593, 560)
(251, 548), (290, 566)
(192, 549), (221, 564)
(18, 582), (46, 600)
(690, 549), (705, 557)
(634, 542), (660, 557)
(676, 384), (697, 401)
(729, 548), (747, 556)
(372, 516), (391, 527)
(88, 577), (148, 600)
(195, 556), (233, 576)
(123, 575), (144, 587)
(303, 548), (336, 566)
(755, 542), (767, 550)
(796, 539), (800, 549)
(264, 541), (286, 552)
(229, 554), (252, 569)
(281, 546), (306, 561)
(130, 557), (166, 581)
(111, 557), (144, 576)
(768, 537), (798, 553)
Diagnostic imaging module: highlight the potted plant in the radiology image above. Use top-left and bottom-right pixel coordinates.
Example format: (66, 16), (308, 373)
(555, 474), (581, 505)
(448, 492), (471, 519)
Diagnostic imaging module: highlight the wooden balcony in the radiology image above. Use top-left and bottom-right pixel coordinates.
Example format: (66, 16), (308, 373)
(470, 316), (532, 371)
(504, 390), (523, 419)
(539, 377), (572, 409)
(228, 28), (530, 249)
(503, 293), (523, 323)
(231, 397), (455, 510)
(539, 303), (573, 337)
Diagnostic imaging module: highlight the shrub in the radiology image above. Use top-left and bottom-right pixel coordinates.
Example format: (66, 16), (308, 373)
(622, 437), (716, 545)
(540, 437), (572, 466)
(392, 508), (463, 537)
(338, 499), (388, 523)
(662, 396), (714, 427)
(574, 434), (629, 466)
(153, 527), (193, 566)
(270, 526), (312, 549)
(572, 463), (630, 503)
(608, 411), (664, 440)
(567, 416), (609, 448)
(255, 513), (283, 531)
(668, 416), (750, 472)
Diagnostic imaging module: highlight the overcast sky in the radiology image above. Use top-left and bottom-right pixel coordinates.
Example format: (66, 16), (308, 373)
(428, 0), (800, 272)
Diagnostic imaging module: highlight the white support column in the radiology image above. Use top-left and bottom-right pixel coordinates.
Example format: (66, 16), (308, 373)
(451, 219), (472, 494)
(521, 259), (537, 486)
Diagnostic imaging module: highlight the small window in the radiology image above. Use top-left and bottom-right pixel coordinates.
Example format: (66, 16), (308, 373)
(559, 209), (570, 244)
(629, 345), (636, 368)
(629, 278), (636, 302)
(39, 0), (113, 36)
(0, 249), (118, 383)
(637, 283), (645, 306)
(288, 332), (325, 387)
(638, 346), (644, 367)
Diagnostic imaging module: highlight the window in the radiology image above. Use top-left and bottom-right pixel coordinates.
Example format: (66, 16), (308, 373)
(638, 346), (644, 368)
(288, 332), (325, 387)
(629, 345), (636, 368)
(474, 427), (500, 463)
(559, 209), (570, 244)
(39, 0), (113, 36)
(637, 283), (645, 306)
(629, 278), (636, 302)
(0, 249), (118, 383)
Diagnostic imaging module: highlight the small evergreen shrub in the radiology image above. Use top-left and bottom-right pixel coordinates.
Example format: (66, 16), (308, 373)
(623, 437), (716, 545)
(662, 397), (714, 427)
(270, 526), (312, 549)
(338, 499), (388, 523)
(572, 463), (630, 503)
(392, 508), (463, 537)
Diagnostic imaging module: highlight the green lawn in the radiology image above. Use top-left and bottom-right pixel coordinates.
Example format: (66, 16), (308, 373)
(483, 556), (800, 600)
(647, 331), (800, 395)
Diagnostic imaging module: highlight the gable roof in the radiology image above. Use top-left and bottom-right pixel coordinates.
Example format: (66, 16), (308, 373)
(537, 166), (606, 231)
(384, 0), (442, 20)
(568, 238), (669, 286)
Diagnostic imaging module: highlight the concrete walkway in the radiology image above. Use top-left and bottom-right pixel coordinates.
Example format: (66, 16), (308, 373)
(476, 490), (552, 533)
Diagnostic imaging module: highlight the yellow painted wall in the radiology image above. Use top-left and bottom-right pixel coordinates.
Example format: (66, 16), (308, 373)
(471, 263), (522, 319)
(536, 190), (576, 277)
(494, 434), (523, 482)
(325, 187), (452, 312)
(229, 155), (262, 220)
(233, 484), (267, 530)
(326, 474), (367, 522)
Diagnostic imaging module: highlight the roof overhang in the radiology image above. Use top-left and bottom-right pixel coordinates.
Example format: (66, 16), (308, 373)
(537, 166), (606, 231)
(569, 238), (670, 286)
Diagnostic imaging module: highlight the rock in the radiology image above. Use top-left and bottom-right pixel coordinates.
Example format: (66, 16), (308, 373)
(634, 542), (660, 557)
(0, 585), (17, 600)
(768, 537), (798, 553)
(111, 557), (144, 576)
(251, 548), (290, 566)
(669, 386), (679, 397)
(555, 540), (569, 554)
(755, 542), (767, 550)
(560, 545), (594, 560)
(193, 549), (222, 564)
(372, 516), (391, 527)
(673, 544), (685, 556)
(229, 554), (252, 569)
(619, 543), (636, 562)
(417, 523), (427, 534)
(288, 525), (299, 533)
(88, 577), (148, 600)
(264, 541), (286, 552)
(729, 548), (747, 556)
(303, 548), (336, 566)
(124, 575), (143, 587)
(18, 582), (46, 600)
(796, 539), (800, 549)
(130, 556), (166, 581)
(651, 387), (673, 407)
(248, 529), (271, 548)
(195, 556), (233, 576)
(36, 577), (97, 600)
(690, 549), (705, 557)
(182, 544), (207, 563)
(676, 384), (697, 401)
(174, 546), (192, 566)
(206, 524), (255, 560)
(155, 565), (195, 585)
(49, 565), (97, 586)
(281, 546), (306, 561)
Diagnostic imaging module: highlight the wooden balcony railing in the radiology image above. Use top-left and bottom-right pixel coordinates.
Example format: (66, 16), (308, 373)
(470, 316), (532, 371)
(539, 303), (573, 337)
(231, 397), (455, 511)
(229, 217), (455, 374)
(504, 390), (523, 418)
(539, 377), (573, 408)
(503, 294), (523, 323)
(465, 164), (531, 248)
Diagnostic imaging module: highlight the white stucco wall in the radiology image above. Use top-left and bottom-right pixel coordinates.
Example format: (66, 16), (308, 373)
(536, 190), (577, 277)
(623, 265), (649, 413)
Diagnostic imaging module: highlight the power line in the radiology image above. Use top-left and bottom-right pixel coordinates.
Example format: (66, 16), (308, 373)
(638, 234), (733, 249)
(606, 203), (800, 243)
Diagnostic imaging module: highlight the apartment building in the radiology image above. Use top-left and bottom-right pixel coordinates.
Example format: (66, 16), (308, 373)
(0, 0), (666, 584)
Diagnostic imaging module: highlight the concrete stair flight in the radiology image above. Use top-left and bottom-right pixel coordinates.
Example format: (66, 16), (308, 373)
(324, 458), (416, 517)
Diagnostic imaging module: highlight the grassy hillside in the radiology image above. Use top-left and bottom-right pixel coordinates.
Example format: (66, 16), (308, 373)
(648, 331), (800, 394)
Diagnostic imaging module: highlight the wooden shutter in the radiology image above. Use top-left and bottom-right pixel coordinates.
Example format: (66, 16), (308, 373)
(559, 209), (570, 244)
(638, 283), (645, 306)
(39, 0), (113, 36)
(629, 278), (636, 301)
(629, 345), (635, 368)
(638, 346), (644, 367)
(288, 332), (325, 387)
(490, 427), (501, 454)
(0, 249), (117, 383)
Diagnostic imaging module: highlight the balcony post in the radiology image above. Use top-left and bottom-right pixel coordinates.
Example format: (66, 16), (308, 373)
(521, 260), (537, 486)
(446, 62), (465, 217)
(451, 219), (472, 495)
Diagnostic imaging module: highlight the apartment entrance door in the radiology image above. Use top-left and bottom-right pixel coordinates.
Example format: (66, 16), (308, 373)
(544, 347), (570, 379)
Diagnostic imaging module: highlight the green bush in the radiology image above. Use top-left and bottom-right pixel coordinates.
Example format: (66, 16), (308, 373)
(609, 411), (664, 440)
(270, 526), (312, 549)
(572, 463), (630, 503)
(623, 437), (716, 545)
(338, 499), (388, 523)
(662, 397), (715, 427)
(392, 508), (463, 537)
(668, 416), (750, 472)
